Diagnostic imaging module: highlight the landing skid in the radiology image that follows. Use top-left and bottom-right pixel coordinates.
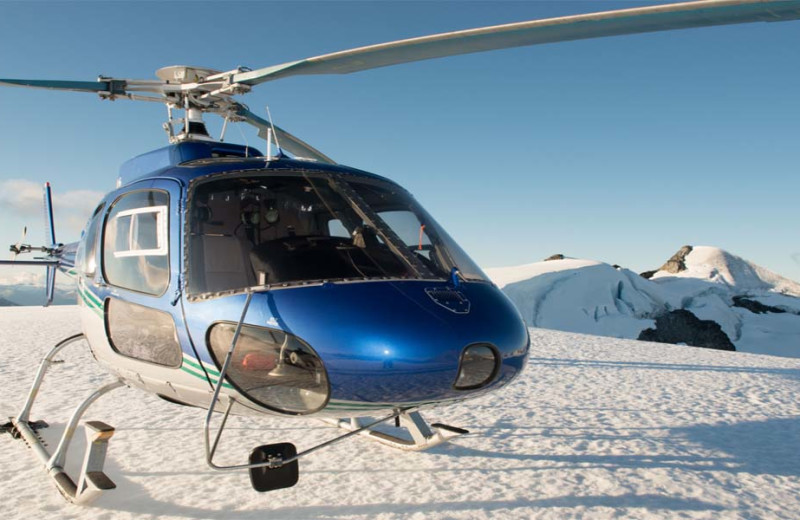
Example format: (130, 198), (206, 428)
(322, 411), (468, 451)
(2, 333), (124, 504)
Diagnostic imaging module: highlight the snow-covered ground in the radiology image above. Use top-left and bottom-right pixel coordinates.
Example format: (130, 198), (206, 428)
(486, 246), (800, 358)
(2, 306), (800, 519)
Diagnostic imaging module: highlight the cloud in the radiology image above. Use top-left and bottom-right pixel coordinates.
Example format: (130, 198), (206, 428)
(0, 269), (73, 289)
(0, 179), (104, 239)
(0, 270), (43, 286)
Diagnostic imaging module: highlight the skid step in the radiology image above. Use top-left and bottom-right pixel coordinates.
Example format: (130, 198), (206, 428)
(323, 411), (468, 451)
(431, 423), (469, 435)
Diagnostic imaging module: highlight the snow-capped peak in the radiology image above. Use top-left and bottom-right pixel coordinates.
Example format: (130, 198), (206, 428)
(651, 246), (800, 297)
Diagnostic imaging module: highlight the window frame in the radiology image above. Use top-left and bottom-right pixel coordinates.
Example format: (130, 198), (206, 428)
(111, 205), (169, 258)
(102, 188), (171, 297)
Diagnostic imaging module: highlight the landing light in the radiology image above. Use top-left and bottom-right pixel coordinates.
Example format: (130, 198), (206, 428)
(454, 344), (500, 390)
(208, 323), (330, 414)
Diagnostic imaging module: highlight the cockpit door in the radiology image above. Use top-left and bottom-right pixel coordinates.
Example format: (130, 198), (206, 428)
(97, 178), (213, 396)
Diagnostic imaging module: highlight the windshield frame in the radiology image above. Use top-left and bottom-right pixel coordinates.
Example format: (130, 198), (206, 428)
(184, 167), (486, 300)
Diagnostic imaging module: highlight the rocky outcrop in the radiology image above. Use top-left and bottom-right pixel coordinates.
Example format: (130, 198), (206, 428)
(732, 296), (786, 315)
(638, 309), (735, 351)
(661, 245), (693, 274)
(641, 245), (694, 278)
(544, 254), (565, 261)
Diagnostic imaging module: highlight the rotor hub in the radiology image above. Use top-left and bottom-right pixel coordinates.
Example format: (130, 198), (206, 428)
(155, 66), (221, 84)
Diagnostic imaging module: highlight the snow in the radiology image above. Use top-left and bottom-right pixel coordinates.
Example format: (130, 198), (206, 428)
(3, 306), (800, 519)
(499, 262), (663, 339)
(488, 247), (800, 358)
(485, 258), (600, 290)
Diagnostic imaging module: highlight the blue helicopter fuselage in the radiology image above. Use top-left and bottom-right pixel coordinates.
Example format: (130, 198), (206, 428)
(71, 141), (529, 418)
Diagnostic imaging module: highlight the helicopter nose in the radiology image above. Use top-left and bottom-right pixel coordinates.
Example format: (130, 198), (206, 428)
(261, 280), (529, 406)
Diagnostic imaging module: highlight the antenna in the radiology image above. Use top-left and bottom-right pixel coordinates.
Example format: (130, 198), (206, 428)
(265, 106), (282, 158)
(237, 122), (250, 158)
(183, 96), (190, 140)
(220, 116), (229, 142)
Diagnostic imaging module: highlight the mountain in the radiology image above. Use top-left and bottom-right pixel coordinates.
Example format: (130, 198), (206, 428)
(0, 285), (77, 306)
(486, 246), (800, 358)
(0, 272), (77, 306)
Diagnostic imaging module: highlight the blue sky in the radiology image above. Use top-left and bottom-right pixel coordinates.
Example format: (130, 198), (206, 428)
(1, 0), (798, 283)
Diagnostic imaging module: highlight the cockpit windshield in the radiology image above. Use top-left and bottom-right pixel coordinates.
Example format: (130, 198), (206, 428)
(186, 170), (488, 297)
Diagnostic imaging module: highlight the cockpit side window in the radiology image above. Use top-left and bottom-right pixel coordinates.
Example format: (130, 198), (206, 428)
(326, 219), (351, 239)
(78, 202), (105, 278)
(102, 190), (170, 296)
(348, 181), (489, 282)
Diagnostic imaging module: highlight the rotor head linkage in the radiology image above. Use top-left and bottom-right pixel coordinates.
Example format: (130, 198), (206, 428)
(164, 103), (215, 143)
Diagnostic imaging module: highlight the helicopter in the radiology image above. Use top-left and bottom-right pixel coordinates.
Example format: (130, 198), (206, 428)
(1, 0), (799, 505)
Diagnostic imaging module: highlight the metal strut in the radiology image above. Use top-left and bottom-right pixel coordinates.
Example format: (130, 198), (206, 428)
(6, 333), (125, 504)
(204, 290), (409, 473)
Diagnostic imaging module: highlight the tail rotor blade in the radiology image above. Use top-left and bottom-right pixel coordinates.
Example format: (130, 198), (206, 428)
(43, 183), (56, 247)
(44, 265), (57, 307)
(10, 226), (27, 261)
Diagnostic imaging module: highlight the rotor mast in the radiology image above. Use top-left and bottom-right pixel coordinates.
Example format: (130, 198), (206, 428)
(151, 65), (250, 143)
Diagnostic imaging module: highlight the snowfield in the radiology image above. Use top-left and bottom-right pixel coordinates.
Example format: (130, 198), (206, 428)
(2, 306), (800, 519)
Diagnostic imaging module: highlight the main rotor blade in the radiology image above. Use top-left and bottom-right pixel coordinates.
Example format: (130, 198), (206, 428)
(234, 106), (336, 164)
(0, 78), (124, 94)
(234, 0), (800, 86)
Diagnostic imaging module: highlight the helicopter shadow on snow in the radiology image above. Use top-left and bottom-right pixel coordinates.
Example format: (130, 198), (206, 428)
(525, 356), (800, 384)
(40, 408), (800, 518)
(451, 356), (800, 477)
(109, 354), (800, 515)
(93, 464), (728, 520)
(440, 415), (800, 477)
(65, 395), (798, 516)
